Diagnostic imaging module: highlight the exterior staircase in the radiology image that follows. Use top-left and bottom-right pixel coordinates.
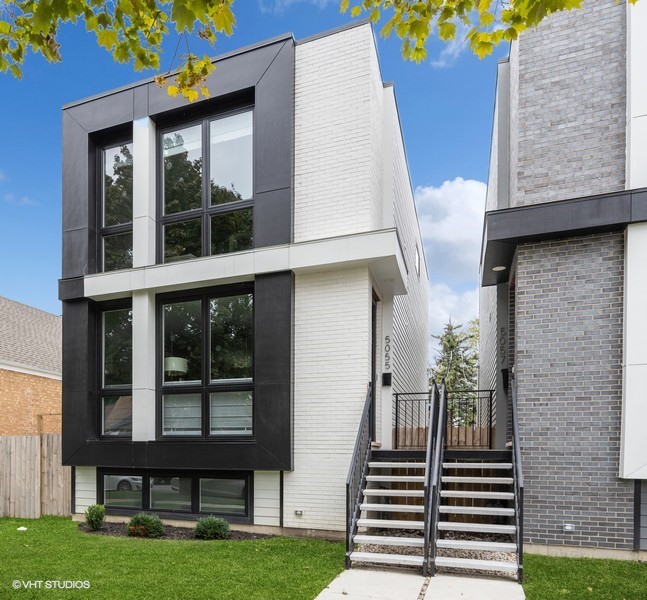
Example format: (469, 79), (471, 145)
(432, 449), (520, 578)
(348, 450), (427, 569)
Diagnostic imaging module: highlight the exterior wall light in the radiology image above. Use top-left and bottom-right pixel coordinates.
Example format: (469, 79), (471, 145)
(492, 266), (507, 272)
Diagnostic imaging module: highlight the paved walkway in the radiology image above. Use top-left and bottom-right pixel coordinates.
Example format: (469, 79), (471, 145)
(316, 569), (526, 600)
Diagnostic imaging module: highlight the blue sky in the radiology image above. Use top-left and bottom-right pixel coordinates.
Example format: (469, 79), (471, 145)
(0, 0), (508, 351)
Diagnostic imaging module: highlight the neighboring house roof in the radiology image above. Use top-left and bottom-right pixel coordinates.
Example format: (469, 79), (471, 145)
(0, 296), (62, 377)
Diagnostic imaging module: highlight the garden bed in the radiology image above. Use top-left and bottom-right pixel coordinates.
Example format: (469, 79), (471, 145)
(78, 521), (273, 541)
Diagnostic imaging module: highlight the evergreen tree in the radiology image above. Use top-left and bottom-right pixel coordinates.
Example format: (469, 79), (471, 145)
(430, 319), (478, 391)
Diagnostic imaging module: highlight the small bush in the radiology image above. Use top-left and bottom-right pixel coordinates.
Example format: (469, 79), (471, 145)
(194, 516), (230, 540)
(126, 513), (165, 538)
(85, 504), (106, 531)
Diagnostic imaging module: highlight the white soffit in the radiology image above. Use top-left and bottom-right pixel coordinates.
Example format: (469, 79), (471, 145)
(84, 228), (407, 300)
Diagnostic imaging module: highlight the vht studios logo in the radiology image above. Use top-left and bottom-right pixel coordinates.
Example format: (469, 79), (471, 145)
(12, 580), (91, 590)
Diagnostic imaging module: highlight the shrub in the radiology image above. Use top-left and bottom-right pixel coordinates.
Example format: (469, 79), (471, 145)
(85, 504), (106, 531)
(194, 516), (231, 540)
(126, 513), (165, 538)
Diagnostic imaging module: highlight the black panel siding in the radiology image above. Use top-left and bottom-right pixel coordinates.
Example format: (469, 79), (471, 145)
(62, 271), (293, 471)
(60, 36), (295, 472)
(482, 187), (647, 286)
(61, 300), (98, 464)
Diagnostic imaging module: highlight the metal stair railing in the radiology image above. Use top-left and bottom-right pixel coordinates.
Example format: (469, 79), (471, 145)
(511, 381), (524, 583)
(422, 382), (439, 576)
(429, 383), (448, 576)
(345, 382), (374, 568)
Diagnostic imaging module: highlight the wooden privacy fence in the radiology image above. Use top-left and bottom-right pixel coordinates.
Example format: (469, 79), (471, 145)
(0, 434), (71, 518)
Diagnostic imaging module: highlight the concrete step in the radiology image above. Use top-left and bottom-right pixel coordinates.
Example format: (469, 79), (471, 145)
(358, 518), (424, 530)
(354, 534), (424, 548)
(442, 476), (513, 485)
(437, 521), (516, 534)
(363, 489), (424, 498)
(367, 475), (425, 483)
(350, 551), (424, 567)
(441, 490), (514, 500)
(439, 505), (515, 517)
(443, 462), (512, 470)
(361, 503), (424, 513)
(436, 539), (517, 553)
(369, 461), (426, 469)
(435, 556), (518, 573)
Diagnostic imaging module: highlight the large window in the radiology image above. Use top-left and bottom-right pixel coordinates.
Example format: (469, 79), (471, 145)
(100, 143), (133, 271)
(100, 305), (132, 437)
(160, 110), (254, 263)
(159, 287), (253, 438)
(100, 471), (249, 519)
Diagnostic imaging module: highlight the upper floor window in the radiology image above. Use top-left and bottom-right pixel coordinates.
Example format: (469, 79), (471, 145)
(160, 110), (254, 264)
(101, 143), (133, 271)
(159, 288), (253, 438)
(101, 305), (133, 437)
(414, 245), (421, 277)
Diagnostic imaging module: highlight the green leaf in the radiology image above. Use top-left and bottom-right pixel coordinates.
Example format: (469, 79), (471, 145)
(350, 6), (362, 17)
(340, 0), (350, 13)
(0, 21), (11, 35)
(213, 4), (235, 35)
(438, 21), (456, 40)
(171, 0), (196, 32)
(97, 28), (119, 50)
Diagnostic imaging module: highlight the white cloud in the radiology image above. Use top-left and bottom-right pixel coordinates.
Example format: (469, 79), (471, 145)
(415, 177), (486, 285)
(428, 283), (479, 361)
(0, 169), (6, 182)
(258, 0), (335, 13)
(430, 23), (470, 68)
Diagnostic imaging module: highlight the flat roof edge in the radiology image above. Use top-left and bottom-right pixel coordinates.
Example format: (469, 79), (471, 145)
(296, 18), (371, 45)
(62, 32), (295, 111)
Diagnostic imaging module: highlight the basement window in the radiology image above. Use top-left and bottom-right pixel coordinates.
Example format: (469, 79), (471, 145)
(98, 470), (250, 520)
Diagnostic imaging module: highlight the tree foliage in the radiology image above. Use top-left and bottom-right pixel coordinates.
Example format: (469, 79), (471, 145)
(0, 0), (235, 101)
(341, 0), (638, 62)
(0, 0), (637, 101)
(430, 318), (478, 391)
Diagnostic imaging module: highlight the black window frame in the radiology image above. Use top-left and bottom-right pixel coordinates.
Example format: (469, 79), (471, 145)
(97, 468), (252, 523)
(97, 137), (134, 273)
(156, 105), (255, 265)
(97, 299), (133, 439)
(156, 283), (255, 441)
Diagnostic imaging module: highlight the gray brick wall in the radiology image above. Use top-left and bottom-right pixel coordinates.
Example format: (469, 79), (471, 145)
(515, 233), (634, 549)
(509, 0), (626, 207)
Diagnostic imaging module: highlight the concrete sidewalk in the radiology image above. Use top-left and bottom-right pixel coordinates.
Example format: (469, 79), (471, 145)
(316, 568), (526, 600)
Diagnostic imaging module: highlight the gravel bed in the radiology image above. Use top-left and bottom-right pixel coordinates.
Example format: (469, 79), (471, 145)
(356, 529), (517, 579)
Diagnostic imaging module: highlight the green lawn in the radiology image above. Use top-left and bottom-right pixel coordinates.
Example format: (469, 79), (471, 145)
(524, 553), (647, 599)
(0, 517), (344, 599)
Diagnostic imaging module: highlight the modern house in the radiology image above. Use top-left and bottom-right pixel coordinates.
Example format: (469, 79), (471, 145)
(59, 22), (429, 535)
(480, 0), (647, 558)
(0, 296), (62, 435)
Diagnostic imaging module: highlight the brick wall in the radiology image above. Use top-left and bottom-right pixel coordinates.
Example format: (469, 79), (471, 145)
(0, 369), (62, 435)
(515, 233), (634, 549)
(294, 24), (383, 242)
(509, 0), (626, 206)
(285, 267), (371, 531)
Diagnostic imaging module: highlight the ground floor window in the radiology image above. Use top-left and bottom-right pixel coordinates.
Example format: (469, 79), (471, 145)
(99, 470), (250, 521)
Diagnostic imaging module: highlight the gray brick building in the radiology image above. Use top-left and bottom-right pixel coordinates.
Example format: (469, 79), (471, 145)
(480, 0), (647, 556)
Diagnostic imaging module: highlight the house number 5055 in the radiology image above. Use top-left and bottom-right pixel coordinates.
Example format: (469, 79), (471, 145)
(384, 336), (391, 370)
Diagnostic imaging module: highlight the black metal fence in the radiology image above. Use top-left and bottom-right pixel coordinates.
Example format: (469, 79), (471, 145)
(395, 389), (494, 449)
(393, 392), (432, 449)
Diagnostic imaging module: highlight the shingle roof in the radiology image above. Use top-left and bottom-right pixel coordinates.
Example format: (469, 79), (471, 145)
(0, 296), (62, 376)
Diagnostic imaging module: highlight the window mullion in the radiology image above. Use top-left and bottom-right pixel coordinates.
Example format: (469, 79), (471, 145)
(202, 119), (210, 258)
